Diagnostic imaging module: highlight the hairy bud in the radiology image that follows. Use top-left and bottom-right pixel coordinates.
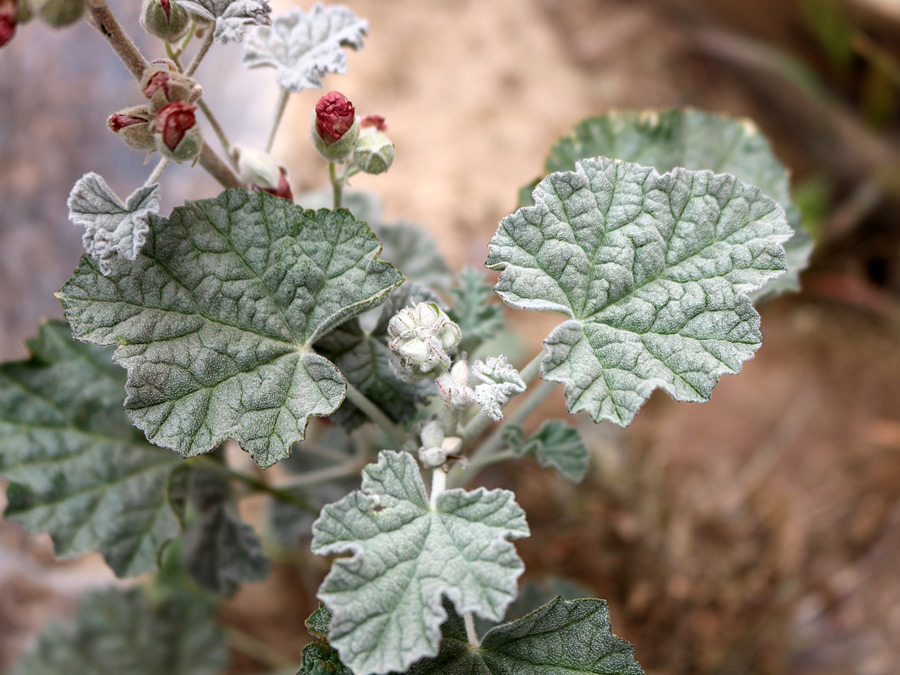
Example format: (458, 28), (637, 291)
(35, 0), (85, 27)
(140, 0), (190, 41)
(153, 101), (202, 162)
(388, 302), (461, 381)
(354, 131), (395, 175)
(311, 91), (359, 161)
(233, 146), (294, 201)
(141, 63), (202, 113)
(108, 105), (156, 152)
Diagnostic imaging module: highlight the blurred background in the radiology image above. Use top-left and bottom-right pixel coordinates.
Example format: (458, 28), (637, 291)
(2, 0), (900, 673)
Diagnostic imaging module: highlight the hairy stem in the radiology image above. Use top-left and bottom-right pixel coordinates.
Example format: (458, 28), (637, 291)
(172, 20), (197, 60)
(85, 0), (149, 80)
(429, 467), (447, 510)
(143, 157), (170, 187)
(276, 461), (363, 489)
(464, 612), (481, 648)
(198, 143), (243, 189)
(185, 26), (215, 77)
(265, 89), (291, 153)
(344, 382), (407, 448)
(329, 161), (343, 209)
(196, 98), (234, 161)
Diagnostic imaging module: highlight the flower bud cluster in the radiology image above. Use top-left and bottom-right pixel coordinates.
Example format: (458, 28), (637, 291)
(417, 421), (462, 469)
(388, 302), (461, 383)
(311, 92), (395, 175)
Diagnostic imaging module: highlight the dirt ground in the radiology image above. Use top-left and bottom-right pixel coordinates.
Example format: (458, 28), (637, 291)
(2, 0), (900, 673)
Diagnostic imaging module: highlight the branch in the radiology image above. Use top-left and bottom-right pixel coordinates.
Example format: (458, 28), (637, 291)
(85, 0), (149, 79)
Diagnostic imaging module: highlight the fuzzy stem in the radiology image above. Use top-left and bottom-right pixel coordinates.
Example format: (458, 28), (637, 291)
(172, 20), (197, 60)
(185, 26), (215, 77)
(198, 143), (244, 189)
(344, 382), (407, 448)
(464, 612), (481, 648)
(430, 467), (447, 509)
(85, 0), (149, 80)
(329, 161), (344, 209)
(276, 461), (362, 489)
(196, 98), (234, 160)
(265, 89), (291, 153)
(143, 157), (170, 186)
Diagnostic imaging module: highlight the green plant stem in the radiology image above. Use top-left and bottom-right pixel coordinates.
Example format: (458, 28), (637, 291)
(466, 448), (517, 474)
(191, 456), (318, 514)
(344, 382), (407, 447)
(171, 20), (197, 60)
(329, 161), (343, 209)
(143, 157), (170, 187)
(276, 461), (362, 489)
(265, 89), (291, 153)
(226, 627), (296, 670)
(185, 26), (215, 77)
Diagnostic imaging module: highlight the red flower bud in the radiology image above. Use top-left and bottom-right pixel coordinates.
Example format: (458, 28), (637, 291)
(0, 0), (16, 49)
(360, 115), (388, 132)
(109, 114), (148, 133)
(315, 91), (356, 144)
(256, 170), (293, 202)
(154, 101), (197, 153)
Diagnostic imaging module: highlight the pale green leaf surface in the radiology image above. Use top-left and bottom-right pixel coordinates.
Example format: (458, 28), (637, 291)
(504, 421), (589, 483)
(449, 268), (505, 355)
(521, 109), (811, 298)
(0, 321), (182, 577)
(58, 190), (404, 467)
(470, 355), (526, 422)
(490, 157), (792, 426)
(311, 451), (529, 675)
(176, 0), (271, 42)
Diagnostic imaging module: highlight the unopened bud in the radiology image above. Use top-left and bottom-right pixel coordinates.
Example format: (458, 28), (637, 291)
(35, 0), (85, 27)
(388, 302), (461, 380)
(360, 115), (387, 131)
(354, 131), (394, 175)
(233, 146), (294, 202)
(0, 0), (17, 48)
(141, 0), (190, 41)
(311, 91), (359, 161)
(153, 101), (202, 162)
(108, 105), (156, 152)
(141, 64), (202, 113)
(435, 359), (474, 410)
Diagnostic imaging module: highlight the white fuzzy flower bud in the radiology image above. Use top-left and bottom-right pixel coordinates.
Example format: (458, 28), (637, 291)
(435, 359), (473, 410)
(388, 302), (461, 381)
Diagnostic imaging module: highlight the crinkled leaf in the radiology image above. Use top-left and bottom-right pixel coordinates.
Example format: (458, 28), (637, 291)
(11, 586), (227, 675)
(67, 172), (160, 277)
(448, 267), (505, 355)
(180, 467), (270, 595)
(58, 189), (404, 468)
(312, 450), (529, 675)
(0, 321), (182, 577)
(306, 602), (334, 639)
(316, 283), (437, 431)
(402, 597), (643, 675)
(175, 0), (271, 42)
(373, 222), (453, 291)
(242, 4), (367, 92)
(470, 355), (525, 421)
(298, 642), (353, 675)
(504, 421), (588, 483)
(489, 157), (792, 426)
(521, 109), (811, 299)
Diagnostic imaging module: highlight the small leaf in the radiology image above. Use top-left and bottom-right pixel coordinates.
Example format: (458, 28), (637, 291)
(67, 172), (160, 276)
(58, 189), (404, 468)
(504, 420), (589, 483)
(403, 597), (643, 675)
(242, 4), (367, 92)
(175, 0), (272, 43)
(312, 450), (529, 675)
(180, 467), (270, 595)
(470, 355), (526, 421)
(373, 222), (453, 291)
(523, 109), (811, 299)
(490, 157), (792, 426)
(448, 267), (505, 354)
(0, 321), (182, 577)
(305, 602), (334, 639)
(298, 642), (353, 675)
(11, 586), (227, 675)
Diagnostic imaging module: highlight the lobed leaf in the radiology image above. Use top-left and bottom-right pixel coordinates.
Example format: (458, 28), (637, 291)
(490, 157), (792, 426)
(470, 355), (526, 422)
(448, 267), (505, 355)
(504, 421), (589, 483)
(176, 0), (272, 43)
(58, 189), (404, 467)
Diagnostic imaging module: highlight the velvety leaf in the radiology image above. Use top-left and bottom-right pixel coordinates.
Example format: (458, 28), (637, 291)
(373, 222), (453, 291)
(311, 451), (529, 675)
(68, 172), (160, 276)
(176, 0), (271, 42)
(11, 586), (227, 675)
(489, 157), (792, 426)
(470, 355), (526, 421)
(243, 4), (367, 92)
(504, 420), (589, 483)
(58, 189), (404, 468)
(522, 109), (811, 299)
(297, 642), (353, 675)
(305, 602), (333, 639)
(0, 321), (182, 577)
(448, 267), (505, 354)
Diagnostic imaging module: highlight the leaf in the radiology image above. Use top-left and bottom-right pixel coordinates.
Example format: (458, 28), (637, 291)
(0, 321), (182, 577)
(504, 421), (589, 483)
(58, 189), (404, 468)
(470, 355), (526, 421)
(373, 222), (453, 291)
(11, 586), (227, 675)
(242, 4), (367, 92)
(448, 267), (505, 354)
(176, 0), (272, 43)
(180, 467), (270, 595)
(316, 282), (437, 431)
(521, 109), (811, 299)
(305, 602), (334, 639)
(489, 157), (792, 426)
(298, 643), (354, 675)
(311, 450), (529, 675)
(402, 597), (643, 675)
(67, 172), (160, 277)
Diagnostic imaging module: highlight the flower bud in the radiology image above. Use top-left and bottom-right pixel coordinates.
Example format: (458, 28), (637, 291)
(360, 115), (387, 131)
(233, 146), (294, 202)
(354, 131), (394, 175)
(141, 64), (202, 114)
(35, 0), (85, 27)
(388, 302), (461, 380)
(140, 0), (190, 41)
(435, 359), (474, 410)
(311, 91), (360, 161)
(0, 0), (17, 48)
(153, 101), (202, 163)
(108, 105), (156, 152)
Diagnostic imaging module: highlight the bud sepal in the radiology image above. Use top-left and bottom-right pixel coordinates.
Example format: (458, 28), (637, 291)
(153, 101), (203, 163)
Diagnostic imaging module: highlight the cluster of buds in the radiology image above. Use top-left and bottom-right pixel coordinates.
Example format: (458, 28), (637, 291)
(2, 0), (85, 48)
(388, 302), (461, 382)
(233, 146), (293, 201)
(417, 421), (463, 469)
(140, 0), (190, 42)
(311, 92), (395, 174)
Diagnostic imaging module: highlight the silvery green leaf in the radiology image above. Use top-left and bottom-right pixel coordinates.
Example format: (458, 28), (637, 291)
(312, 450), (529, 675)
(11, 587), (227, 675)
(176, 0), (272, 43)
(58, 189), (404, 468)
(522, 109), (811, 299)
(470, 355), (526, 421)
(0, 321), (182, 577)
(504, 421), (588, 483)
(373, 222), (453, 291)
(402, 597), (643, 675)
(67, 172), (160, 277)
(449, 267), (505, 355)
(490, 157), (792, 426)
(242, 4), (367, 92)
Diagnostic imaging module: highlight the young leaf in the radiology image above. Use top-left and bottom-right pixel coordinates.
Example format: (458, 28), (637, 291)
(521, 109), (811, 298)
(448, 267), (505, 354)
(11, 586), (227, 675)
(58, 190), (404, 468)
(373, 222), (453, 291)
(470, 355), (526, 421)
(402, 597), (643, 675)
(305, 602), (334, 639)
(312, 451), (529, 675)
(242, 4), (368, 92)
(0, 321), (182, 577)
(489, 157), (792, 427)
(175, 0), (272, 43)
(504, 420), (589, 483)
(68, 172), (160, 276)
(298, 643), (354, 675)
